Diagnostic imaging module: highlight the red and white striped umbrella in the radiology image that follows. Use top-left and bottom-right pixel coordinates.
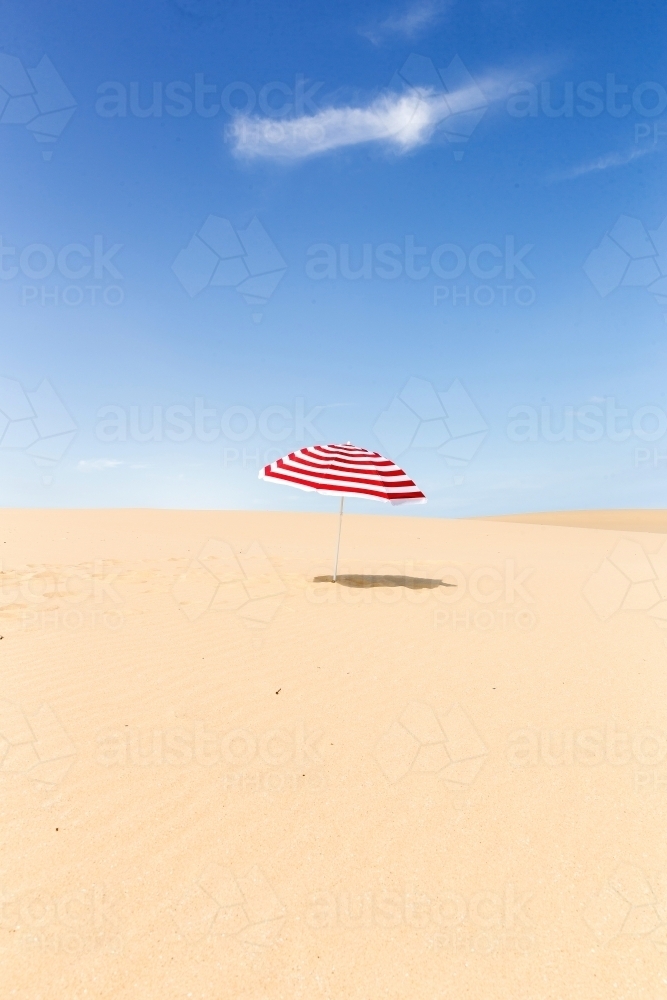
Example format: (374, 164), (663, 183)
(259, 443), (426, 580)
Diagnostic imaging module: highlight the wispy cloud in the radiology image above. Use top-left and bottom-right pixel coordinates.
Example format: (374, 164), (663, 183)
(78, 458), (123, 470)
(230, 70), (507, 162)
(548, 145), (654, 182)
(360, 0), (447, 44)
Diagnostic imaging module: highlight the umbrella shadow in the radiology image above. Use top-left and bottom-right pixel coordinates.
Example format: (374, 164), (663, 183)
(313, 574), (455, 590)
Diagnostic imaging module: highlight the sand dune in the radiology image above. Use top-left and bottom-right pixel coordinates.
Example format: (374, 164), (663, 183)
(2, 508), (666, 999)
(483, 508), (667, 533)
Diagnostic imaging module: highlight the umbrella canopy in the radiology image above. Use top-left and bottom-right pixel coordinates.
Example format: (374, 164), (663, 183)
(259, 443), (426, 582)
(259, 443), (426, 505)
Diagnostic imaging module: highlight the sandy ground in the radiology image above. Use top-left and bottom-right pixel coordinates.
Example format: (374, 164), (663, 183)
(2, 507), (667, 1000)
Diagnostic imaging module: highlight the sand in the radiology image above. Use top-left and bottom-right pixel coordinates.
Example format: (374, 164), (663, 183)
(2, 507), (666, 999)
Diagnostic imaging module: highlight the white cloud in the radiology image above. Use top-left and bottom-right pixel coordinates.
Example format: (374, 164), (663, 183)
(230, 90), (442, 160)
(361, 0), (447, 44)
(548, 145), (654, 182)
(231, 74), (504, 161)
(77, 458), (123, 470)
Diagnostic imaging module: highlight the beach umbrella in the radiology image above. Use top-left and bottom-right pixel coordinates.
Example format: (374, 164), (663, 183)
(259, 443), (426, 581)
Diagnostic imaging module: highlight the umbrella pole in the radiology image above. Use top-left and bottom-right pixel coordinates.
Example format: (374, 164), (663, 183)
(333, 496), (344, 582)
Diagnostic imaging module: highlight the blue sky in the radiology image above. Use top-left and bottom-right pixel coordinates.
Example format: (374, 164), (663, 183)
(1, 0), (666, 515)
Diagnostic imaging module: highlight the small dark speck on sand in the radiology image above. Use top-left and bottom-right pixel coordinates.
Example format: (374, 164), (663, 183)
(276, 688), (281, 694)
